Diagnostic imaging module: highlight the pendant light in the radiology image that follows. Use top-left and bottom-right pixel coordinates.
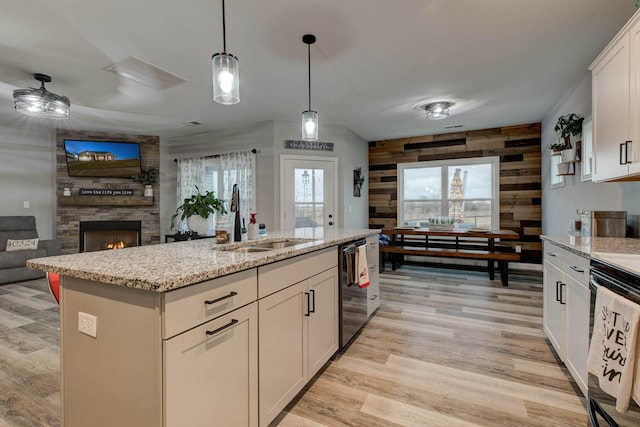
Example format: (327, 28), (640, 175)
(13, 73), (70, 119)
(212, 0), (239, 105)
(301, 34), (318, 141)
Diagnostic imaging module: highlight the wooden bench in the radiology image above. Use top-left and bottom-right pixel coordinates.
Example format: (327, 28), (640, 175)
(381, 228), (521, 286)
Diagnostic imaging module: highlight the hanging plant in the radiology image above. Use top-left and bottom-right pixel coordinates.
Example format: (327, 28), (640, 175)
(553, 113), (584, 149)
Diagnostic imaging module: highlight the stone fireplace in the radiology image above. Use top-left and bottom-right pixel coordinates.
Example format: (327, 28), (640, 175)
(79, 221), (142, 252)
(56, 129), (160, 254)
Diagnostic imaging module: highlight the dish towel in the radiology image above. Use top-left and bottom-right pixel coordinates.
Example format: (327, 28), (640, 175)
(358, 245), (370, 289)
(587, 285), (640, 413)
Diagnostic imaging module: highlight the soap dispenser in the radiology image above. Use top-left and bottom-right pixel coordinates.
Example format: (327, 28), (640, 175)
(248, 213), (258, 240)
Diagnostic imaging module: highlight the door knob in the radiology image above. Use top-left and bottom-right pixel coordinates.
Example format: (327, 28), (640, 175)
(329, 221), (333, 226)
(328, 214), (333, 218)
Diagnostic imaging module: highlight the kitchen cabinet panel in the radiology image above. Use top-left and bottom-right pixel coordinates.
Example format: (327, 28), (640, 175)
(542, 242), (589, 397)
(591, 10), (640, 181)
(366, 234), (380, 317)
(164, 302), (258, 427)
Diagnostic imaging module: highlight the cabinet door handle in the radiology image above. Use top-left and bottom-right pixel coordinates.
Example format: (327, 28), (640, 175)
(546, 251), (556, 257)
(555, 281), (561, 302)
(310, 289), (316, 314)
(570, 265), (584, 273)
(620, 142), (626, 165)
(206, 319), (238, 336)
(559, 283), (566, 305)
(626, 140), (633, 164)
(204, 291), (238, 305)
(370, 294), (378, 301)
(304, 292), (310, 316)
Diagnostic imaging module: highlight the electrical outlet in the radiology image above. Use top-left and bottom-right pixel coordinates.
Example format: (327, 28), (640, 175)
(515, 245), (522, 253)
(78, 311), (97, 338)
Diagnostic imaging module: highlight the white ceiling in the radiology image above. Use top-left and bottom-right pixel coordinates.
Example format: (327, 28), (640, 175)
(0, 0), (637, 142)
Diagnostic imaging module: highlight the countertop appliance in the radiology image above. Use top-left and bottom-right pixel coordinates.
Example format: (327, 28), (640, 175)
(578, 210), (627, 238)
(588, 259), (640, 426)
(339, 239), (368, 349)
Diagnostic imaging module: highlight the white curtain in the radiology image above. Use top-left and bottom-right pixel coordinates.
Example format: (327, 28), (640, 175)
(220, 150), (256, 232)
(175, 157), (205, 232)
(176, 151), (256, 236)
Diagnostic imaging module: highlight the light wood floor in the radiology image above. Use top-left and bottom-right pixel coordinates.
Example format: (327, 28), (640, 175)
(0, 267), (587, 427)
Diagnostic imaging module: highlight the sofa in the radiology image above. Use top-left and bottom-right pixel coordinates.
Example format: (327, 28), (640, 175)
(0, 216), (62, 285)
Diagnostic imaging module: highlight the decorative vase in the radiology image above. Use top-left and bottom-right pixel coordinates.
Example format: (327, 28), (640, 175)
(144, 185), (153, 197)
(63, 188), (71, 196)
(561, 143), (577, 162)
(187, 215), (212, 235)
(557, 162), (571, 175)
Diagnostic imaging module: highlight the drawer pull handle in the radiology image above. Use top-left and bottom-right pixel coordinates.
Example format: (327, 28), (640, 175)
(370, 294), (378, 301)
(205, 291), (238, 305)
(546, 252), (556, 257)
(570, 265), (584, 273)
(206, 319), (238, 336)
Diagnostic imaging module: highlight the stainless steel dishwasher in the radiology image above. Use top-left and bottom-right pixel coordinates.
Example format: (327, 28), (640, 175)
(339, 239), (368, 349)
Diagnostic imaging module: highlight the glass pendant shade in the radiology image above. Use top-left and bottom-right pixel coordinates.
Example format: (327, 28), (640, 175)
(13, 74), (70, 119)
(212, 53), (239, 105)
(301, 110), (318, 141)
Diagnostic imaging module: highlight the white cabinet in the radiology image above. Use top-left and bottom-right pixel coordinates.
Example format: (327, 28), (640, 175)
(543, 258), (564, 357)
(591, 10), (640, 182)
(366, 235), (380, 317)
(258, 248), (338, 427)
(164, 302), (258, 427)
(542, 242), (589, 396)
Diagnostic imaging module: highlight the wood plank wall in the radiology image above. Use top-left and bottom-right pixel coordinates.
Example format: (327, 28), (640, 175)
(368, 123), (542, 264)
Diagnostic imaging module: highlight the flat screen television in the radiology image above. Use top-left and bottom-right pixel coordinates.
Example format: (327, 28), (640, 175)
(64, 139), (142, 178)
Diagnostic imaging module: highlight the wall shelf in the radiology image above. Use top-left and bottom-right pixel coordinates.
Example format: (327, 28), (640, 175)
(556, 160), (579, 176)
(59, 196), (154, 206)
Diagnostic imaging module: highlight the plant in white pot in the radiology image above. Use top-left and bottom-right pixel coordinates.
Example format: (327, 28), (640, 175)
(130, 168), (159, 197)
(553, 113), (584, 162)
(170, 186), (227, 235)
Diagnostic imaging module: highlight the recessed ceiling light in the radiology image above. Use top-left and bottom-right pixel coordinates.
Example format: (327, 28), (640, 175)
(103, 56), (187, 90)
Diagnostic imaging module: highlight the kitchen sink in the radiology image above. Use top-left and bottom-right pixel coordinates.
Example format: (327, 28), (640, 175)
(251, 239), (314, 249)
(231, 247), (274, 253)
(214, 238), (316, 253)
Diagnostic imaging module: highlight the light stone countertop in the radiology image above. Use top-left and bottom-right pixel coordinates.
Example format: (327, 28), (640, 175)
(541, 235), (640, 276)
(27, 229), (379, 292)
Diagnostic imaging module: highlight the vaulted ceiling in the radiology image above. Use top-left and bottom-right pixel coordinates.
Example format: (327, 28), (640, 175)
(0, 0), (636, 142)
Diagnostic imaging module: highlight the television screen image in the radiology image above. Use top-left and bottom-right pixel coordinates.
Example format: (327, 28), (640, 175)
(64, 140), (142, 177)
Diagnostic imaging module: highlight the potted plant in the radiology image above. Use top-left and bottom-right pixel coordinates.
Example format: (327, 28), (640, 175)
(130, 168), (159, 197)
(60, 179), (74, 196)
(170, 186), (227, 235)
(553, 113), (584, 161)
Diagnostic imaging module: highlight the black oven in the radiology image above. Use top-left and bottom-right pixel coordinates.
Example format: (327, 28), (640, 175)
(588, 259), (640, 426)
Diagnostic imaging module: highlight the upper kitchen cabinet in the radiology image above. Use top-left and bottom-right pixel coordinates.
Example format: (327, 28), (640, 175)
(591, 10), (640, 182)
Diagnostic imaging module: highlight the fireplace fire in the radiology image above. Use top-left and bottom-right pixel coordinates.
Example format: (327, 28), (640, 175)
(79, 221), (142, 253)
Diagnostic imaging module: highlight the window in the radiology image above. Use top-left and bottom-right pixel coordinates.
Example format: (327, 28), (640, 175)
(398, 156), (500, 229)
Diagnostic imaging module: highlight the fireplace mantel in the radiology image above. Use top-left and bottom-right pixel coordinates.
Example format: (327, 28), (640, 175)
(59, 195), (154, 206)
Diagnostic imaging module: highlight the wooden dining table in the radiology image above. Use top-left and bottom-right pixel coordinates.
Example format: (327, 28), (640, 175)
(381, 227), (520, 285)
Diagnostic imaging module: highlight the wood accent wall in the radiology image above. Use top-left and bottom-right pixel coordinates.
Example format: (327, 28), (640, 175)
(369, 123), (542, 264)
(56, 129), (160, 254)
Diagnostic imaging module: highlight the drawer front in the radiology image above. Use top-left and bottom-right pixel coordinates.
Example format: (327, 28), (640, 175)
(564, 250), (589, 284)
(366, 234), (379, 253)
(163, 269), (258, 339)
(543, 242), (565, 270)
(258, 247), (337, 298)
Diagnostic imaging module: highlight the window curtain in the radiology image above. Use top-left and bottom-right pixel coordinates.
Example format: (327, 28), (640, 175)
(219, 150), (256, 231)
(175, 157), (205, 232)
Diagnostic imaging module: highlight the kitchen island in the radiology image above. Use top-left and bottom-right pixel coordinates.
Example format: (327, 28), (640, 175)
(28, 228), (379, 427)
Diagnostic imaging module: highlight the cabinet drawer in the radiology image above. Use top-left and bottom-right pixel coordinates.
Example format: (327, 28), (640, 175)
(564, 250), (589, 284)
(543, 242), (565, 269)
(163, 269), (257, 339)
(258, 247), (337, 298)
(366, 234), (379, 253)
